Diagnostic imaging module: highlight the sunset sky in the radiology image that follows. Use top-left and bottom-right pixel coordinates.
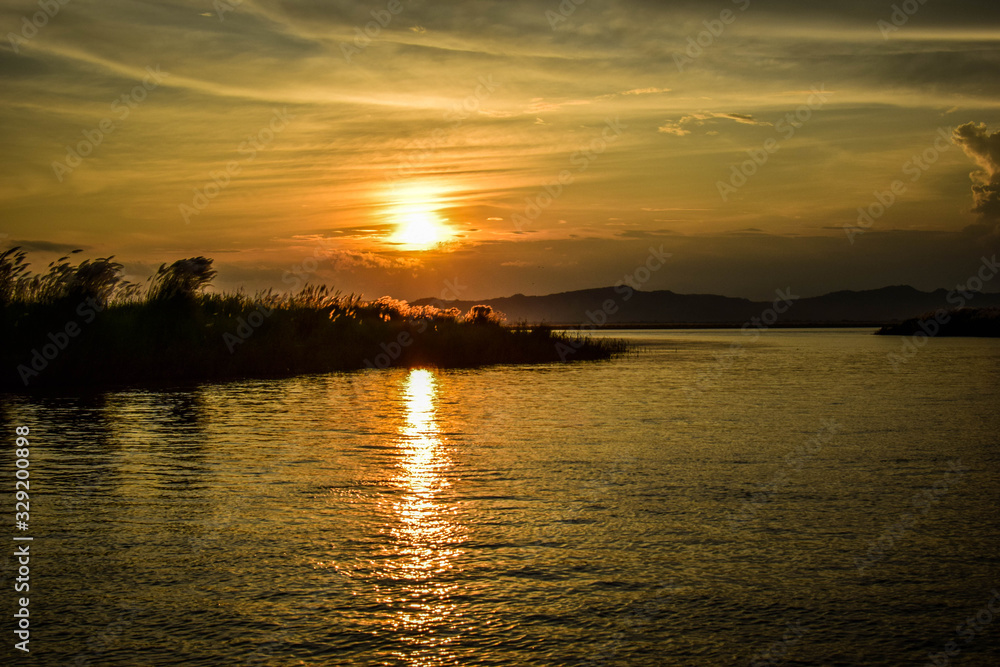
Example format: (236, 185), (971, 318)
(2, 0), (999, 301)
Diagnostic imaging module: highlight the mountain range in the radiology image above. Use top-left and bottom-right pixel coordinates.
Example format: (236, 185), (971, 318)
(413, 285), (1000, 326)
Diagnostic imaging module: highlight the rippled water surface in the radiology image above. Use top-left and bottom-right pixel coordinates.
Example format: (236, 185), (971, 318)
(2, 329), (999, 665)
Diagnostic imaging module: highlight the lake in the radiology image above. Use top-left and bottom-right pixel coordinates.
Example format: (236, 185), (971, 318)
(2, 329), (999, 666)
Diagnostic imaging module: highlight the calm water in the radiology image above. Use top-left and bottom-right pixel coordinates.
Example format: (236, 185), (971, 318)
(2, 330), (999, 666)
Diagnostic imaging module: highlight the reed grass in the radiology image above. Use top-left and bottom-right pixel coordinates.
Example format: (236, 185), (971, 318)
(0, 249), (627, 389)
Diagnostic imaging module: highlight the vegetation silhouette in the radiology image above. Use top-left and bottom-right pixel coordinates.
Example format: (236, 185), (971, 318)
(1, 248), (627, 390)
(875, 307), (1000, 338)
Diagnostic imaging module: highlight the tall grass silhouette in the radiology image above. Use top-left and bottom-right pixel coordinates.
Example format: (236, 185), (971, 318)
(1, 249), (627, 389)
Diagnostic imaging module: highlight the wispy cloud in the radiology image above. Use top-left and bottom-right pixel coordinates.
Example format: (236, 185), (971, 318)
(658, 112), (772, 136)
(621, 87), (671, 96)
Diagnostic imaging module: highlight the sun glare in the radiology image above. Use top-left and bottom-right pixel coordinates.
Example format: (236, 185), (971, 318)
(394, 210), (447, 248)
(386, 187), (454, 250)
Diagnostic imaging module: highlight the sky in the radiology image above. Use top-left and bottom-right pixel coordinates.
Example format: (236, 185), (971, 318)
(2, 0), (1000, 301)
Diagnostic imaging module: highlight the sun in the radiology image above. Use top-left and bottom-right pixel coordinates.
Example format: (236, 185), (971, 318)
(393, 210), (449, 249)
(386, 188), (454, 250)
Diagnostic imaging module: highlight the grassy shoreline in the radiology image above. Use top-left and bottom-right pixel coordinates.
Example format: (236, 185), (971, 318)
(1, 250), (627, 391)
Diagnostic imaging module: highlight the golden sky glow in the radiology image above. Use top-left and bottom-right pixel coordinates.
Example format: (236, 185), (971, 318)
(1, 1), (998, 299)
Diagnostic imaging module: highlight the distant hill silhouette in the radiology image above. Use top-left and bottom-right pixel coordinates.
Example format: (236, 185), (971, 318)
(413, 286), (1000, 326)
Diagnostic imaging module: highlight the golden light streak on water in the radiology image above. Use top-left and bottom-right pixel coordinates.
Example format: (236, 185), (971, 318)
(382, 369), (463, 663)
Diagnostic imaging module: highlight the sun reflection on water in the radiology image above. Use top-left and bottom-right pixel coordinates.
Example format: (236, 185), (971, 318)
(381, 369), (464, 662)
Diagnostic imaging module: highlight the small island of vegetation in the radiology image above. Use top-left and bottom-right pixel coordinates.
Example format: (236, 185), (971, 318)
(875, 307), (1000, 338)
(0, 248), (627, 391)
